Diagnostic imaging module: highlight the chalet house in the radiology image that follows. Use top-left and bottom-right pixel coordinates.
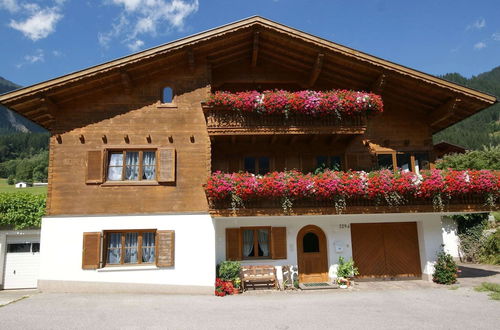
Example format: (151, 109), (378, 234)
(0, 17), (497, 293)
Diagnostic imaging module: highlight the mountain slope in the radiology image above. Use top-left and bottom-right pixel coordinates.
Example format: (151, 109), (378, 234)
(0, 77), (45, 134)
(433, 67), (500, 149)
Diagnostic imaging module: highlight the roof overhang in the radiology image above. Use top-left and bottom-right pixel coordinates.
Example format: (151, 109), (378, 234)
(0, 16), (497, 131)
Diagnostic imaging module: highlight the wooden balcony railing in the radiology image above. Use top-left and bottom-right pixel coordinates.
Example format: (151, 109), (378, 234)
(202, 106), (367, 135)
(209, 195), (496, 217)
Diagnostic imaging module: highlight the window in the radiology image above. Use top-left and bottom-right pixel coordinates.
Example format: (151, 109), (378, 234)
(7, 242), (39, 253)
(244, 156), (270, 175)
(107, 150), (156, 181)
(242, 227), (271, 259)
(377, 152), (431, 172)
(303, 233), (320, 253)
(162, 87), (173, 103)
(105, 230), (156, 265)
(316, 155), (342, 171)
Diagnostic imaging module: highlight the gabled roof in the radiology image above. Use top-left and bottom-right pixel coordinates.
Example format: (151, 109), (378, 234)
(0, 16), (496, 131)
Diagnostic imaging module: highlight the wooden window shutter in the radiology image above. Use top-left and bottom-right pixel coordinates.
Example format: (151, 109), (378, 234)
(86, 150), (104, 184)
(82, 232), (101, 269)
(157, 230), (175, 267)
(271, 227), (287, 259)
(225, 228), (241, 261)
(157, 148), (176, 183)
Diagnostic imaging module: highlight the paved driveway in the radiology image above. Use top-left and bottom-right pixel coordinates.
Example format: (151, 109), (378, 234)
(0, 284), (499, 330)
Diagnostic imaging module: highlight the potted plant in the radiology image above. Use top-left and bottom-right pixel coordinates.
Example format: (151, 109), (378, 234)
(216, 260), (242, 295)
(336, 256), (359, 288)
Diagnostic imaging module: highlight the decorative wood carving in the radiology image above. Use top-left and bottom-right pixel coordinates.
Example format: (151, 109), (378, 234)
(371, 73), (386, 94)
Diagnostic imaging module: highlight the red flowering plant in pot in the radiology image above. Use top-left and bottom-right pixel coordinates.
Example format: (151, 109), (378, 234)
(206, 89), (384, 118)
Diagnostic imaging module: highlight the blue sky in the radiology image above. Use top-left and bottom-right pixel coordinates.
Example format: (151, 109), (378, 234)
(1, 0), (499, 87)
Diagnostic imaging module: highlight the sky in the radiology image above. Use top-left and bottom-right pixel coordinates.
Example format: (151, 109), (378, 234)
(0, 0), (499, 87)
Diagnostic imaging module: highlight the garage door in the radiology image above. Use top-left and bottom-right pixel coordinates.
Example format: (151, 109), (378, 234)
(351, 222), (421, 279)
(3, 237), (40, 289)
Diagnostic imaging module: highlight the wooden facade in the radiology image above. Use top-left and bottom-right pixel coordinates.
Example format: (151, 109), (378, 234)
(0, 17), (497, 217)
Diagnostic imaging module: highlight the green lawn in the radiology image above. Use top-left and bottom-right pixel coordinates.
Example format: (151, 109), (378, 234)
(0, 179), (47, 194)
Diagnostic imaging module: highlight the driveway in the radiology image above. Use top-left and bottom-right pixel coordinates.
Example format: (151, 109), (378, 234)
(0, 283), (498, 330)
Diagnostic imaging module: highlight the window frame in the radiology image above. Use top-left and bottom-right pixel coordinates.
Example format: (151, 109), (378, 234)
(376, 151), (432, 172)
(103, 229), (158, 267)
(105, 149), (158, 183)
(243, 156), (272, 175)
(240, 226), (272, 260)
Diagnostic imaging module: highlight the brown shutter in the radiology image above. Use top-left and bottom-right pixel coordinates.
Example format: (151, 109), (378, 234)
(82, 232), (101, 269)
(86, 150), (104, 184)
(157, 230), (175, 267)
(157, 148), (176, 183)
(271, 227), (287, 259)
(225, 228), (241, 261)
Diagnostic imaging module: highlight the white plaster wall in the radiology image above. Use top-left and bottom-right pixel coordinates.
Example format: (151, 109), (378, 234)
(0, 229), (41, 289)
(215, 213), (445, 280)
(39, 214), (215, 287)
(441, 216), (460, 258)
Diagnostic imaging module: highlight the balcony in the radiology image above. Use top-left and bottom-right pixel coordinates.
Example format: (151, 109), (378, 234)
(205, 170), (499, 217)
(203, 107), (367, 135)
(202, 89), (382, 136)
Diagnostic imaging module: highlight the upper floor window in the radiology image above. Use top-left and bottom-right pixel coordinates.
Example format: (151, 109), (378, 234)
(162, 87), (173, 103)
(107, 150), (156, 181)
(377, 152), (430, 173)
(316, 155), (342, 171)
(244, 156), (270, 175)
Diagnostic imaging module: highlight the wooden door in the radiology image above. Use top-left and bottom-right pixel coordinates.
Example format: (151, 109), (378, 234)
(297, 225), (329, 283)
(351, 222), (422, 279)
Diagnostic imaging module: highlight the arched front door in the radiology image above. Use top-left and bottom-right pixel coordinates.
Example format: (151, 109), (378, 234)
(297, 225), (329, 283)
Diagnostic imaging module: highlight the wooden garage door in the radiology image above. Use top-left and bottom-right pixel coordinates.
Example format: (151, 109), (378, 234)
(351, 222), (421, 278)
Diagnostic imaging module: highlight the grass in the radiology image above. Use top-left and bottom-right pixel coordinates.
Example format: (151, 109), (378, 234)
(0, 179), (47, 195)
(474, 282), (500, 301)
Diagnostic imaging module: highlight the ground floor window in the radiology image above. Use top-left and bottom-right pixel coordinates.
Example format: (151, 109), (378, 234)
(105, 230), (156, 265)
(242, 227), (271, 259)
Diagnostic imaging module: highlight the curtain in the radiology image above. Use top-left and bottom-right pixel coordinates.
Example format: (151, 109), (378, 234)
(107, 153), (123, 181)
(125, 152), (139, 180)
(242, 230), (254, 257)
(107, 233), (122, 264)
(258, 229), (270, 257)
(124, 233), (138, 263)
(142, 152), (156, 180)
(142, 232), (156, 263)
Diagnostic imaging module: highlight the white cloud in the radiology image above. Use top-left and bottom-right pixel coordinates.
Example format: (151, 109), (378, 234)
(0, 0), (20, 12)
(3, 1), (66, 41)
(466, 17), (486, 31)
(127, 39), (144, 51)
(52, 50), (63, 56)
(473, 41), (486, 50)
(24, 48), (44, 63)
(492, 32), (500, 41)
(100, 0), (199, 50)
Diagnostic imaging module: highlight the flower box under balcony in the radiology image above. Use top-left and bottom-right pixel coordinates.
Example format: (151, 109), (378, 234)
(205, 170), (499, 217)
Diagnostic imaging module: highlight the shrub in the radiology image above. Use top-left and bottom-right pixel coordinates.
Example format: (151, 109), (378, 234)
(0, 192), (46, 229)
(217, 260), (241, 282)
(479, 230), (500, 265)
(433, 246), (459, 285)
(336, 256), (359, 278)
(7, 176), (15, 185)
(215, 278), (236, 297)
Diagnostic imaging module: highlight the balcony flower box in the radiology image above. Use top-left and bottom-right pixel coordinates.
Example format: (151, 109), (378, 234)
(205, 89), (383, 117)
(205, 169), (499, 214)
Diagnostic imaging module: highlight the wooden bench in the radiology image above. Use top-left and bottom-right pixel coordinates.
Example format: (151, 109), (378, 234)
(240, 265), (277, 291)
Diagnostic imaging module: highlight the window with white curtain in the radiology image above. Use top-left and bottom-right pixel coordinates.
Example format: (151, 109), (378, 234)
(107, 150), (156, 181)
(105, 231), (156, 266)
(242, 227), (271, 259)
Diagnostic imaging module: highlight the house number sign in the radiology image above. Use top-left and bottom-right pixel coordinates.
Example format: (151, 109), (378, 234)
(339, 224), (350, 229)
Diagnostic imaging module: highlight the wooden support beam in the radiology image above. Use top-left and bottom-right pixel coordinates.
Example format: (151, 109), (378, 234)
(371, 73), (386, 94)
(430, 98), (461, 127)
(206, 61), (212, 84)
(308, 53), (324, 87)
(251, 31), (260, 68)
(188, 50), (195, 73)
(38, 95), (58, 118)
(120, 71), (133, 94)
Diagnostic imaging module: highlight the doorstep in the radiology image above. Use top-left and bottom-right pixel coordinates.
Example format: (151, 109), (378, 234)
(0, 289), (38, 307)
(299, 282), (339, 290)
